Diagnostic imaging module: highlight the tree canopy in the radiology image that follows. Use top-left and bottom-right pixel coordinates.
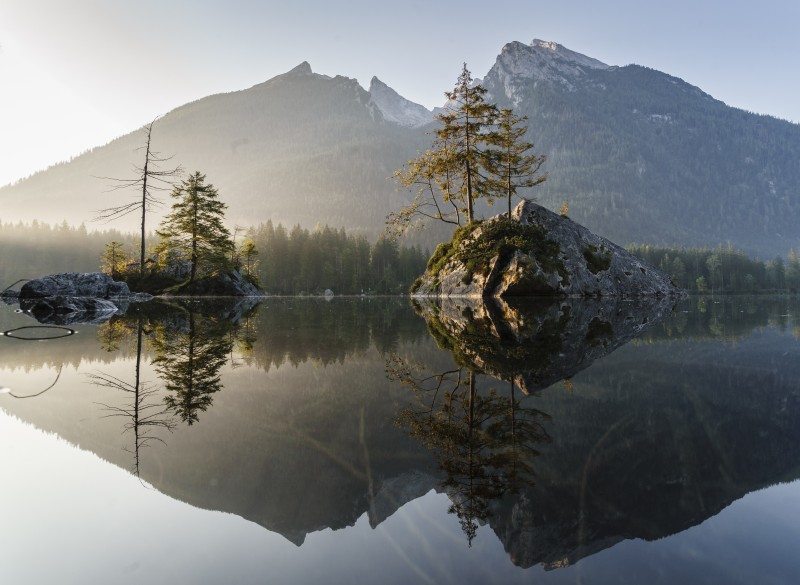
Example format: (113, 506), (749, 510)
(156, 171), (234, 283)
(389, 64), (546, 237)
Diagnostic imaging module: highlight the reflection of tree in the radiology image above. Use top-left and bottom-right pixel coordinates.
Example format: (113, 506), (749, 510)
(90, 317), (176, 475)
(390, 357), (550, 545)
(151, 309), (233, 425)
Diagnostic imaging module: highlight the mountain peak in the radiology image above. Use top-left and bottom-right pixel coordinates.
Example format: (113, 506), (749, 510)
(529, 39), (608, 70)
(485, 39), (609, 99)
(286, 61), (313, 76)
(369, 77), (433, 128)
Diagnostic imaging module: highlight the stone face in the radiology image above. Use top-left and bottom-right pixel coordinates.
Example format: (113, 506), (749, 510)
(19, 272), (131, 299)
(414, 201), (682, 298)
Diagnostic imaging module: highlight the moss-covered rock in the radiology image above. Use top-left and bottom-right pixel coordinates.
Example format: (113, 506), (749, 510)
(413, 201), (682, 298)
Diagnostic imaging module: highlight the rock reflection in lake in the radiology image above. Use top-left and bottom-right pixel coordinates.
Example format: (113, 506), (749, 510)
(412, 295), (675, 393)
(391, 296), (674, 544)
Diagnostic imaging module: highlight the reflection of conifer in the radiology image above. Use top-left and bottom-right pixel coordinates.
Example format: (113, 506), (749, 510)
(390, 358), (550, 545)
(151, 309), (233, 425)
(90, 318), (176, 476)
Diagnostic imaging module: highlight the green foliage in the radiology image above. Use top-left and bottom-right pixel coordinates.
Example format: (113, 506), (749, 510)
(486, 108), (547, 217)
(100, 241), (129, 280)
(390, 64), (516, 236)
(429, 218), (567, 285)
(157, 171), (234, 282)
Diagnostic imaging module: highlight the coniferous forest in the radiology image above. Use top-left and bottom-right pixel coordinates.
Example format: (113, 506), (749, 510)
(627, 244), (800, 293)
(0, 220), (428, 296)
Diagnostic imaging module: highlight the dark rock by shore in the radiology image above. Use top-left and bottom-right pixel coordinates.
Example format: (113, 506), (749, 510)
(19, 272), (131, 299)
(15, 272), (153, 324)
(413, 201), (682, 299)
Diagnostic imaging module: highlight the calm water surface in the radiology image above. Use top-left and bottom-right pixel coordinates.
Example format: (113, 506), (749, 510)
(1, 295), (799, 584)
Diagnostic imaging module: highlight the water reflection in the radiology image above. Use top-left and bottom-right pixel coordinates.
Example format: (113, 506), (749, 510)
(89, 316), (176, 475)
(391, 296), (674, 544)
(1, 296), (799, 580)
(392, 365), (549, 545)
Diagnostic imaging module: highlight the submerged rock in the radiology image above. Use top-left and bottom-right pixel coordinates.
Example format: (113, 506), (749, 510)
(413, 201), (681, 298)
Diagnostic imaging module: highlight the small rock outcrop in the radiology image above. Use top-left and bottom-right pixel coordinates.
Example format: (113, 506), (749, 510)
(413, 201), (681, 298)
(168, 270), (264, 297)
(19, 272), (131, 299)
(15, 272), (152, 324)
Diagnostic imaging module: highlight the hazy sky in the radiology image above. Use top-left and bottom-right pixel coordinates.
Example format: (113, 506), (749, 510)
(1, 0), (799, 187)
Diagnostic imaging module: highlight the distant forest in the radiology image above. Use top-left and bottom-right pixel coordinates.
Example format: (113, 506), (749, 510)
(0, 220), (428, 296)
(0, 221), (138, 290)
(3, 220), (799, 296)
(628, 244), (800, 293)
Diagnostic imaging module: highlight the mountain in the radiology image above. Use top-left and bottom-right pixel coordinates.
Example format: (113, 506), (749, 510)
(369, 77), (433, 128)
(0, 62), (427, 238)
(2, 40), (799, 257)
(481, 40), (800, 258)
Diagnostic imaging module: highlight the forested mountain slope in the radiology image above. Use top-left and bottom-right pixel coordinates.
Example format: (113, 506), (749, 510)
(2, 40), (798, 257)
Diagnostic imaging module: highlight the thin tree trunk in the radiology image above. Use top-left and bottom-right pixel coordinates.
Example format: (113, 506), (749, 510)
(140, 126), (152, 277)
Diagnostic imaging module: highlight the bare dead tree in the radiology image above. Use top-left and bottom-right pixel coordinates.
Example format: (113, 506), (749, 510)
(89, 319), (176, 476)
(94, 117), (183, 276)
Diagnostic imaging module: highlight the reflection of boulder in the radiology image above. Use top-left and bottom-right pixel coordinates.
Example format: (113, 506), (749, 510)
(415, 295), (675, 394)
(19, 295), (120, 325)
(413, 201), (682, 298)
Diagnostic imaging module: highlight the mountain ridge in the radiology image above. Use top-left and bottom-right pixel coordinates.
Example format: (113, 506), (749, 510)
(2, 39), (799, 257)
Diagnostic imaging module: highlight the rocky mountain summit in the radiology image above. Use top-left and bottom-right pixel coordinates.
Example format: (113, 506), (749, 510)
(413, 201), (681, 298)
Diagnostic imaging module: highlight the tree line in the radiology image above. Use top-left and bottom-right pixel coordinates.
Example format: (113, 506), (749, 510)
(0, 217), (427, 296)
(250, 221), (428, 295)
(628, 244), (800, 293)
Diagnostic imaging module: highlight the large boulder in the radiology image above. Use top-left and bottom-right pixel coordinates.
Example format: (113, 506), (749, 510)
(19, 272), (130, 299)
(413, 201), (682, 298)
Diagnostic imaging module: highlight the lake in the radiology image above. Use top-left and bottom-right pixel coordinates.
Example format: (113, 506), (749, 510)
(1, 295), (799, 584)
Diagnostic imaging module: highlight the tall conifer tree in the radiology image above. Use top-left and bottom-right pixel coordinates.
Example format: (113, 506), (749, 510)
(157, 172), (233, 283)
(487, 109), (547, 217)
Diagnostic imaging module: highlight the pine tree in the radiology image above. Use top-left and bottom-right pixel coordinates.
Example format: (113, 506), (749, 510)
(157, 172), (233, 283)
(436, 64), (498, 223)
(100, 240), (129, 279)
(486, 109), (546, 217)
(389, 64), (499, 235)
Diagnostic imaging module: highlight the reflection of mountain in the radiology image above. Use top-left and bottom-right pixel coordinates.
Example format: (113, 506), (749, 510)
(487, 329), (800, 568)
(1, 298), (799, 566)
(401, 296), (800, 564)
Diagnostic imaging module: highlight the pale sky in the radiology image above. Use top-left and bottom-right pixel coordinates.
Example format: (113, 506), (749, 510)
(1, 0), (799, 187)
